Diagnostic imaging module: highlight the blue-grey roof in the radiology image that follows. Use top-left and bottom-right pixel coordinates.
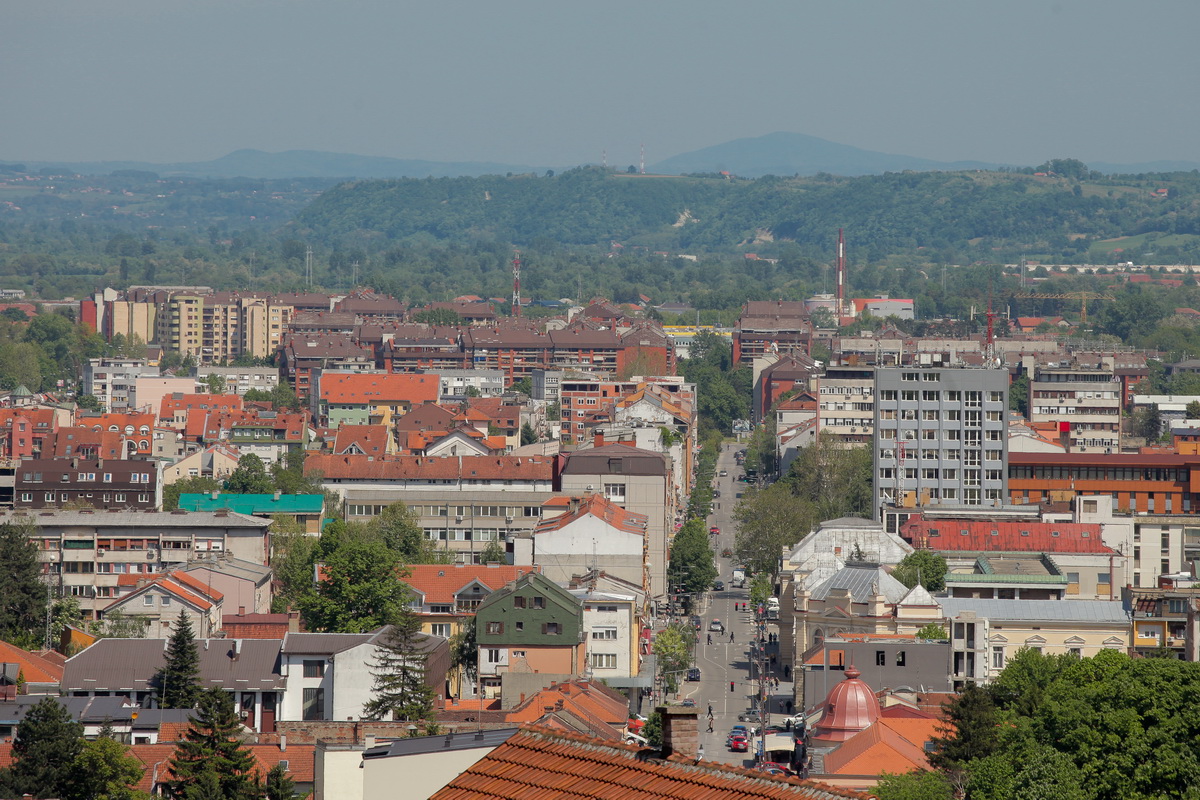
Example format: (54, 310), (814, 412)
(809, 564), (909, 604)
(937, 598), (1131, 624)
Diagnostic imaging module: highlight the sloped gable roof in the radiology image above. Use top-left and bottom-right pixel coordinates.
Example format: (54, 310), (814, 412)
(0, 639), (64, 684)
(403, 564), (540, 606)
(429, 725), (867, 800)
(809, 565), (909, 604)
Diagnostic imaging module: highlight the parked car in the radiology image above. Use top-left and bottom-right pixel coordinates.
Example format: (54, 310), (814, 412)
(719, 469), (728, 476)
(738, 708), (761, 722)
(709, 525), (720, 534)
(691, 615), (702, 630)
(709, 618), (724, 632)
(729, 736), (749, 753)
(686, 667), (701, 682)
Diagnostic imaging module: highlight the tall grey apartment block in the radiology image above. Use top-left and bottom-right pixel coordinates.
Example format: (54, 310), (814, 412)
(873, 367), (1009, 522)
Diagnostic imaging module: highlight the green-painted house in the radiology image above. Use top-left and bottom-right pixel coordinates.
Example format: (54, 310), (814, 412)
(475, 572), (584, 699)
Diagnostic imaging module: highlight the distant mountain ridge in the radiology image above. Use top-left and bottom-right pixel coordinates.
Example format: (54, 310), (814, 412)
(12, 149), (547, 180)
(648, 131), (1004, 177)
(8, 136), (1199, 180)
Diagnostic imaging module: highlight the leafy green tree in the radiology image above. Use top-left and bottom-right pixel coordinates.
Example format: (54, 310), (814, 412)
(300, 531), (408, 632)
(652, 623), (692, 693)
(75, 393), (104, 412)
(546, 402), (560, 421)
(667, 519), (717, 602)
(914, 622), (947, 640)
(449, 617), (478, 687)
(162, 476), (222, 511)
(1187, 400), (1200, 419)
(733, 483), (811, 580)
(362, 617), (436, 722)
(510, 377), (532, 396)
(224, 454), (274, 495)
(50, 596), (85, 643)
(0, 521), (45, 647)
(874, 770), (954, 800)
(892, 550), (948, 593)
(1009, 374), (1029, 417)
(477, 539), (506, 565)
(262, 764), (295, 800)
(269, 530), (319, 613)
(89, 610), (150, 639)
(167, 688), (261, 800)
(783, 435), (872, 522)
(0, 696), (84, 799)
(374, 501), (428, 561)
(200, 374), (226, 394)
(749, 574), (772, 608)
(69, 735), (148, 800)
(156, 611), (202, 709)
(1130, 404), (1163, 441)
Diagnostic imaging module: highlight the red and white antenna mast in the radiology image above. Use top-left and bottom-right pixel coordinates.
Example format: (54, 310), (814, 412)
(985, 295), (997, 365)
(512, 249), (522, 318)
(836, 228), (846, 323)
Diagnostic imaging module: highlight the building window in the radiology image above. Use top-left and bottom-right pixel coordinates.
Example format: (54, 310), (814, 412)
(513, 596), (526, 609)
(532, 596), (545, 609)
(302, 688), (324, 721)
(303, 660), (325, 678)
(143, 595), (154, 606)
(590, 653), (617, 669)
(544, 622), (561, 635)
(875, 650), (886, 666)
(992, 646), (1005, 670)
(161, 596), (171, 607)
(895, 650), (906, 666)
(592, 627), (618, 640)
(486, 622), (503, 635)
(431, 624), (451, 638)
(486, 648), (502, 664)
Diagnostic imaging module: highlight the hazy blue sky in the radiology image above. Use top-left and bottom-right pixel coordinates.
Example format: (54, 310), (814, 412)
(4, 0), (1198, 167)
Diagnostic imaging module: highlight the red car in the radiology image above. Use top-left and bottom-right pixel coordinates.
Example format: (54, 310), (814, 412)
(709, 526), (720, 535)
(728, 736), (749, 753)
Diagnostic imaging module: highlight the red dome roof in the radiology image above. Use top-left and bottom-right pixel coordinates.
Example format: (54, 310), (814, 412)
(812, 664), (880, 742)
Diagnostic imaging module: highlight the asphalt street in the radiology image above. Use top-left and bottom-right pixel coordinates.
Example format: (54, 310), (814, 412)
(675, 441), (793, 767)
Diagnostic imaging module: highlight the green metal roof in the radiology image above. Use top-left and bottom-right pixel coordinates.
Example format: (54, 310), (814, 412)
(179, 493), (324, 515)
(944, 573), (1068, 584)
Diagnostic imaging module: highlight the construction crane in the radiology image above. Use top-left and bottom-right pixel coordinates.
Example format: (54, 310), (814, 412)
(1014, 291), (1115, 325)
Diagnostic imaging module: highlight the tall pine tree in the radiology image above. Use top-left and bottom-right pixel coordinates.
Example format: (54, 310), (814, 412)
(0, 521), (46, 647)
(157, 610), (202, 709)
(263, 764), (296, 800)
(168, 688), (261, 799)
(361, 618), (436, 722)
(0, 696), (84, 798)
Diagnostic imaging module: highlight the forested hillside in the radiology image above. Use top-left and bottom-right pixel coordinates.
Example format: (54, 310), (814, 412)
(6, 162), (1200, 313)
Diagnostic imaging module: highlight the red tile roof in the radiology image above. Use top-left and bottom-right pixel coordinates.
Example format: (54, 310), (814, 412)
(900, 515), (1115, 554)
(160, 393), (243, 421)
(318, 373), (439, 405)
(0, 639), (65, 683)
(334, 424), (391, 455)
(534, 494), (649, 536)
(403, 564), (540, 606)
(305, 453), (555, 482)
(430, 725), (867, 800)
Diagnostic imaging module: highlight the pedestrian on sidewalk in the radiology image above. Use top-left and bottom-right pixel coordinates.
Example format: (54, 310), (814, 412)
(707, 719), (714, 733)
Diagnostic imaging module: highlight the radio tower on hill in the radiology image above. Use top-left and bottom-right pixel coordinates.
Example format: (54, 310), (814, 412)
(512, 249), (522, 318)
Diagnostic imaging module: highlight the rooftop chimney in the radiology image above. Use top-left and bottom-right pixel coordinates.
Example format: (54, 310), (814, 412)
(279, 734), (286, 752)
(657, 706), (699, 760)
(593, 431), (605, 448)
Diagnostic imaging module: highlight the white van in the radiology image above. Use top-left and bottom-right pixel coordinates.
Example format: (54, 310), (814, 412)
(766, 597), (780, 620)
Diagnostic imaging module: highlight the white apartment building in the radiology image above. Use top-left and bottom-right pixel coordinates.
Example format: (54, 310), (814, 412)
(1029, 360), (1121, 454)
(82, 359), (159, 412)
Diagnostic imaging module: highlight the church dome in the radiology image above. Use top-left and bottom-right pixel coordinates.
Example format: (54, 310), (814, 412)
(812, 664), (880, 742)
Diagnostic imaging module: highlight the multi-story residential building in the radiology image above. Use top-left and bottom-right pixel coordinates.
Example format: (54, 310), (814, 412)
(530, 368), (565, 403)
(401, 563), (541, 695)
(157, 294), (204, 357)
(873, 367), (1009, 524)
(15, 458), (161, 511)
(1028, 359), (1121, 454)
(195, 365), (280, 396)
(559, 443), (673, 601)
(279, 334), (376, 400)
(155, 293), (294, 364)
(308, 453), (557, 563)
(475, 572), (585, 699)
(817, 365), (876, 445)
(278, 629), (450, 722)
(379, 325), (468, 373)
(101, 569), (224, 637)
(753, 354), (820, 423)
(430, 369), (505, 401)
(312, 372), (440, 427)
(82, 359), (158, 412)
(1124, 574), (1200, 658)
(189, 410), (308, 466)
(570, 586), (642, 681)
(159, 393), (244, 429)
(1, 508), (272, 619)
(522, 494), (648, 593)
(733, 300), (812, 367)
(558, 378), (638, 444)
(464, 328), (553, 384)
